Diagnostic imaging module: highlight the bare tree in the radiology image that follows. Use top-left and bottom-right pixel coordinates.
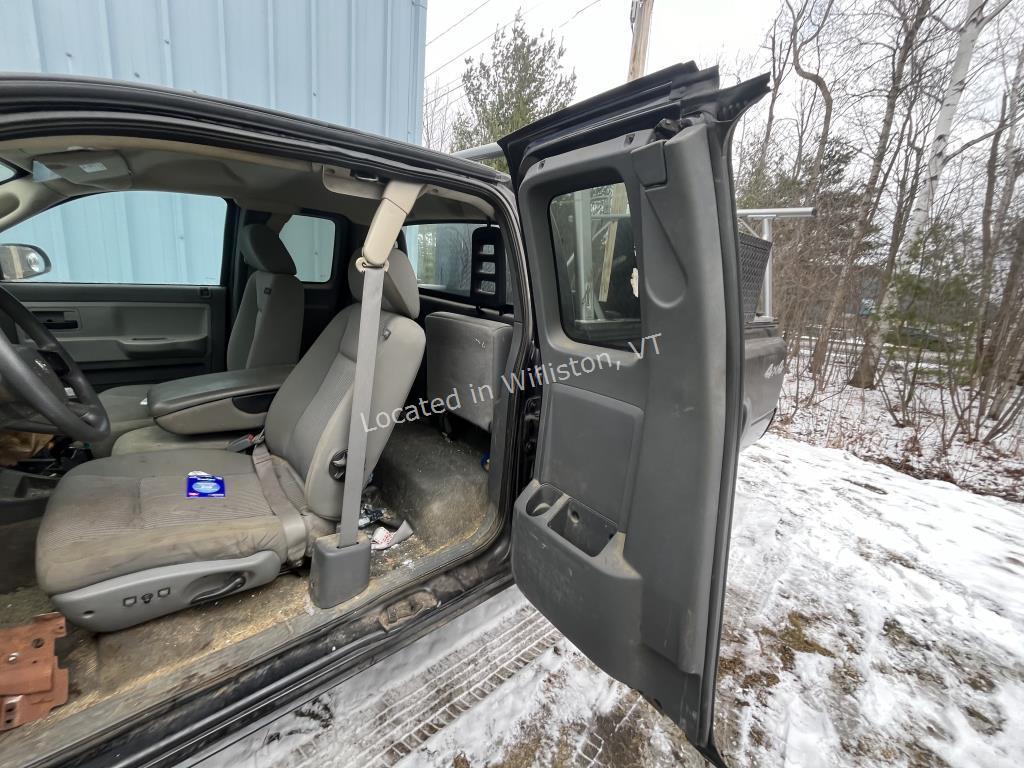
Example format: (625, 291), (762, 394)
(851, 0), (1011, 387)
(808, 0), (934, 381)
(786, 0), (836, 194)
(422, 79), (457, 152)
(755, 12), (795, 181)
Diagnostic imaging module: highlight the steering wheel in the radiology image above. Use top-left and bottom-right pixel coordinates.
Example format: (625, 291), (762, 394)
(0, 284), (110, 443)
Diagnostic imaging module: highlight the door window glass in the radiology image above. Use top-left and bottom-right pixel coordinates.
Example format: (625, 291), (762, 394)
(279, 214), (336, 283)
(0, 191), (226, 284)
(403, 222), (475, 297)
(549, 182), (640, 343)
(0, 163), (14, 183)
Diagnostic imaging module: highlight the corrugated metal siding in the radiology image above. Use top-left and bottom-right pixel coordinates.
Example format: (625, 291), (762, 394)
(1, 0), (426, 140)
(0, 0), (426, 284)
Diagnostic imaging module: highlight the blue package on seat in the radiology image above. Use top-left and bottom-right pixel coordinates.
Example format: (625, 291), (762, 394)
(186, 474), (225, 498)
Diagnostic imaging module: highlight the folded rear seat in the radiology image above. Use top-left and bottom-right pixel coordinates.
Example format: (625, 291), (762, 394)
(425, 312), (513, 433)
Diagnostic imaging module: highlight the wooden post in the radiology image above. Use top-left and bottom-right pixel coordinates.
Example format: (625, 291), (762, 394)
(627, 0), (655, 81)
(599, 0), (654, 303)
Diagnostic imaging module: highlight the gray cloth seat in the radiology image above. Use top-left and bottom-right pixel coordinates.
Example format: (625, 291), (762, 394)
(92, 223), (305, 456)
(37, 249), (424, 631)
(36, 449), (284, 595)
(110, 424), (248, 455)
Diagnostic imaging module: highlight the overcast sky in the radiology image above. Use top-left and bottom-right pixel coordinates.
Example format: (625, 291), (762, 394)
(423, 0), (780, 108)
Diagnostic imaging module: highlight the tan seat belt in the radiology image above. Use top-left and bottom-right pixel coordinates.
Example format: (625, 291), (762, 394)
(309, 180), (422, 608)
(252, 440), (307, 566)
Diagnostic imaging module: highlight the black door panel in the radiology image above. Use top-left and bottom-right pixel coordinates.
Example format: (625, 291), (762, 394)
(3, 282), (226, 391)
(504, 63), (769, 763)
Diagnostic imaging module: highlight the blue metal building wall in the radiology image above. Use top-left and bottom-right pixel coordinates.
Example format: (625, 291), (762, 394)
(0, 0), (427, 283)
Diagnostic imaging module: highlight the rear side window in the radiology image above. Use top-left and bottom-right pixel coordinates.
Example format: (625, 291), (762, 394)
(279, 214), (336, 283)
(549, 182), (640, 344)
(404, 222), (475, 297)
(0, 190), (226, 285)
(0, 163), (15, 183)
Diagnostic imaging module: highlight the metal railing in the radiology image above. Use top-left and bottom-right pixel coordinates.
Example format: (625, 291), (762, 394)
(737, 208), (816, 319)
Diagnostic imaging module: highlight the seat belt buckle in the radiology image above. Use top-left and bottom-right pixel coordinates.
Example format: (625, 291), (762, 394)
(227, 430), (264, 453)
(329, 450), (347, 481)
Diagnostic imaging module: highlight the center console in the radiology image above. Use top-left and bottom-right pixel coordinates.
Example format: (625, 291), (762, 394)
(146, 364), (293, 435)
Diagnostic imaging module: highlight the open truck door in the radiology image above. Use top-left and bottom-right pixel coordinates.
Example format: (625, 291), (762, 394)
(500, 63), (768, 765)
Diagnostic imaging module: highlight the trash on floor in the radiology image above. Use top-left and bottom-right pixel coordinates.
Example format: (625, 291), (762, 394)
(370, 520), (414, 551)
(358, 501), (387, 529)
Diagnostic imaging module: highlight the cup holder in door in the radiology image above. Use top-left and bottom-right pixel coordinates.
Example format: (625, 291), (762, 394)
(523, 483), (564, 517)
(516, 481), (617, 558)
(547, 500), (616, 557)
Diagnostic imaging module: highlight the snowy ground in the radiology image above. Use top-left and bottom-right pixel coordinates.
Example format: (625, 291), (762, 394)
(774, 348), (1024, 504)
(186, 436), (1024, 768)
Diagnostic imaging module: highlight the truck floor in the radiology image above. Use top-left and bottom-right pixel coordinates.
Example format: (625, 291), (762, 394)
(0, 420), (494, 764)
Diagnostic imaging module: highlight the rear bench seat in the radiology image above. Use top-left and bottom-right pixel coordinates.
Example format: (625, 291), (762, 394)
(425, 312), (513, 432)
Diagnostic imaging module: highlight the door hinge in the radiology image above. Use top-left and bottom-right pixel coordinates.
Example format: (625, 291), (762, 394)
(518, 394), (542, 490)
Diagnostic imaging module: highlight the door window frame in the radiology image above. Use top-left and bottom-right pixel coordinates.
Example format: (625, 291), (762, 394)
(1, 190), (231, 287)
(547, 178), (642, 347)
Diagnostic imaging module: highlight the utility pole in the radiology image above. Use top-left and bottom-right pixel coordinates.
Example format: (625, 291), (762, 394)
(627, 0), (655, 81)
(597, 1), (655, 304)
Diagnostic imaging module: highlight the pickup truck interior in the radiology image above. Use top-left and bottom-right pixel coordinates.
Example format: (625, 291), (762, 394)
(0, 136), (520, 761)
(0, 65), (783, 768)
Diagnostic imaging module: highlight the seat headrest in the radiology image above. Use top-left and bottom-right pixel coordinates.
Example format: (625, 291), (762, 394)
(348, 248), (420, 319)
(240, 224), (297, 275)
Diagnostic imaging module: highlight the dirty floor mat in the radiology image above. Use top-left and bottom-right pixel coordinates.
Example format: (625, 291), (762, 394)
(370, 418), (491, 555)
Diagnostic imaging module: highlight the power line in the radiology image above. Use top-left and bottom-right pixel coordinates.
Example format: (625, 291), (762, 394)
(426, 0), (497, 47)
(555, 0), (604, 28)
(424, 21), (515, 79)
(424, 78), (468, 108)
(424, 0), (609, 96)
(425, 71), (466, 100)
(424, 0), (555, 79)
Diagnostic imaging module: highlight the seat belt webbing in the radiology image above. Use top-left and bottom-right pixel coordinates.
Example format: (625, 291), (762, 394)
(252, 442), (307, 564)
(336, 262), (386, 546)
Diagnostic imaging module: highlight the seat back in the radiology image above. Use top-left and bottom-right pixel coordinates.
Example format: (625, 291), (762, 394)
(426, 312), (512, 432)
(264, 248), (424, 521)
(226, 224), (305, 370)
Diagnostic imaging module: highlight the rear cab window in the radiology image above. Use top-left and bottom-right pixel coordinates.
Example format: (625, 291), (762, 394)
(279, 214), (336, 283)
(404, 221), (510, 309)
(404, 222), (475, 298)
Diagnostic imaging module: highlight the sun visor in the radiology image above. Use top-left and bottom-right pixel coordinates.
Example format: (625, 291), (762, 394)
(32, 151), (132, 190)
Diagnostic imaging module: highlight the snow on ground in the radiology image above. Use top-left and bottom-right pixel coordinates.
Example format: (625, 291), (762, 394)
(189, 435), (1024, 768)
(718, 435), (1024, 767)
(773, 348), (1024, 504)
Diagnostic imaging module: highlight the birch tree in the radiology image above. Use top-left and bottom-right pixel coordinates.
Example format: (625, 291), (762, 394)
(850, 0), (1010, 387)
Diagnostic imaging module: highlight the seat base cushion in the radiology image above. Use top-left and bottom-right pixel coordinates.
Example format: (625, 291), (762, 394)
(111, 425), (249, 456)
(36, 449), (287, 595)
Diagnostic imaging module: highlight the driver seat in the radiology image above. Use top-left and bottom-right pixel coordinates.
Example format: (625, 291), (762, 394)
(35, 249), (424, 632)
